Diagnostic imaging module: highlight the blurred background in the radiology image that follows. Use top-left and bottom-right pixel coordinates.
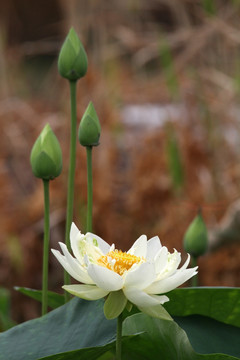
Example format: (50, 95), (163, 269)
(1, 0), (240, 324)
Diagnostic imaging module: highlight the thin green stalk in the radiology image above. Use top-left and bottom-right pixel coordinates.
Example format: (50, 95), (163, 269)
(86, 146), (93, 232)
(116, 313), (123, 360)
(64, 80), (77, 302)
(191, 256), (198, 287)
(42, 179), (50, 315)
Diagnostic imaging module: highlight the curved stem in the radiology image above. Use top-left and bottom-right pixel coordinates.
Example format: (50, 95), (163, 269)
(191, 256), (198, 287)
(86, 146), (93, 232)
(116, 313), (123, 360)
(42, 179), (50, 315)
(64, 80), (77, 302)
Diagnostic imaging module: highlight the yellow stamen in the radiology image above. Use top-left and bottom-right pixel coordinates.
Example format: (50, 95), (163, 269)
(98, 249), (145, 275)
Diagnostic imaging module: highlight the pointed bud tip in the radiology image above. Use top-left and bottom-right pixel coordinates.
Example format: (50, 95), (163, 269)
(41, 123), (51, 137)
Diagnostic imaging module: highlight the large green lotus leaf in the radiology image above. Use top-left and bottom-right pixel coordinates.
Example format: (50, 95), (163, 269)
(175, 315), (240, 357)
(37, 338), (140, 360)
(36, 313), (240, 360)
(14, 287), (64, 309)
(36, 343), (115, 360)
(0, 297), (116, 360)
(165, 287), (240, 327)
(123, 313), (240, 360)
(1, 293), (240, 360)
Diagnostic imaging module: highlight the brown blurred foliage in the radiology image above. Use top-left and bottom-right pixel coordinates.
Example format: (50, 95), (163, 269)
(0, 0), (240, 322)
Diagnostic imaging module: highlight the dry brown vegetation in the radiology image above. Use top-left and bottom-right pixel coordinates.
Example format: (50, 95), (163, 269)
(0, 0), (240, 322)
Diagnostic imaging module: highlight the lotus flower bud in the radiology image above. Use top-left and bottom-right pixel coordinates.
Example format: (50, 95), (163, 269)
(184, 211), (208, 257)
(58, 27), (88, 81)
(78, 102), (101, 147)
(30, 124), (62, 180)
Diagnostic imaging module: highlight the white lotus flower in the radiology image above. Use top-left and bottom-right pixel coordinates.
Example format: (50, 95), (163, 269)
(52, 223), (198, 319)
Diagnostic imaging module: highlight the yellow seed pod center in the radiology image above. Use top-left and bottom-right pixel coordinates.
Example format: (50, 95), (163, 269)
(98, 249), (145, 275)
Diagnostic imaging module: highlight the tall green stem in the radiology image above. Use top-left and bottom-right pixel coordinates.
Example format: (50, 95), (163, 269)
(86, 146), (93, 232)
(116, 313), (123, 360)
(64, 80), (77, 301)
(42, 179), (50, 315)
(191, 256), (198, 287)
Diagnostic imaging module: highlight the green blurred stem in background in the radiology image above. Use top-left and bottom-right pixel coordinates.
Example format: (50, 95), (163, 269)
(191, 256), (198, 287)
(86, 146), (93, 232)
(64, 80), (77, 302)
(42, 179), (50, 315)
(116, 312), (123, 360)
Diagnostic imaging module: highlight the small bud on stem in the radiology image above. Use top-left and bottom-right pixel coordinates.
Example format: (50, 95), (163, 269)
(184, 210), (208, 258)
(58, 27), (88, 81)
(78, 102), (101, 147)
(30, 124), (62, 180)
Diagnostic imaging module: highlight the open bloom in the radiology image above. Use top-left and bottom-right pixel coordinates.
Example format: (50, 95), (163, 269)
(52, 223), (197, 319)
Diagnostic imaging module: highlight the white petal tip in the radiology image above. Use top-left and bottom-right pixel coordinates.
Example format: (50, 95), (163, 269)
(109, 243), (115, 252)
(59, 242), (67, 251)
(70, 222), (81, 238)
(161, 296), (170, 304)
(51, 248), (59, 255)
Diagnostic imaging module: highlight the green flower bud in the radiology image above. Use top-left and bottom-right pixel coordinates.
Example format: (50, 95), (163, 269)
(30, 124), (62, 180)
(184, 211), (208, 257)
(78, 102), (101, 147)
(58, 27), (88, 81)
